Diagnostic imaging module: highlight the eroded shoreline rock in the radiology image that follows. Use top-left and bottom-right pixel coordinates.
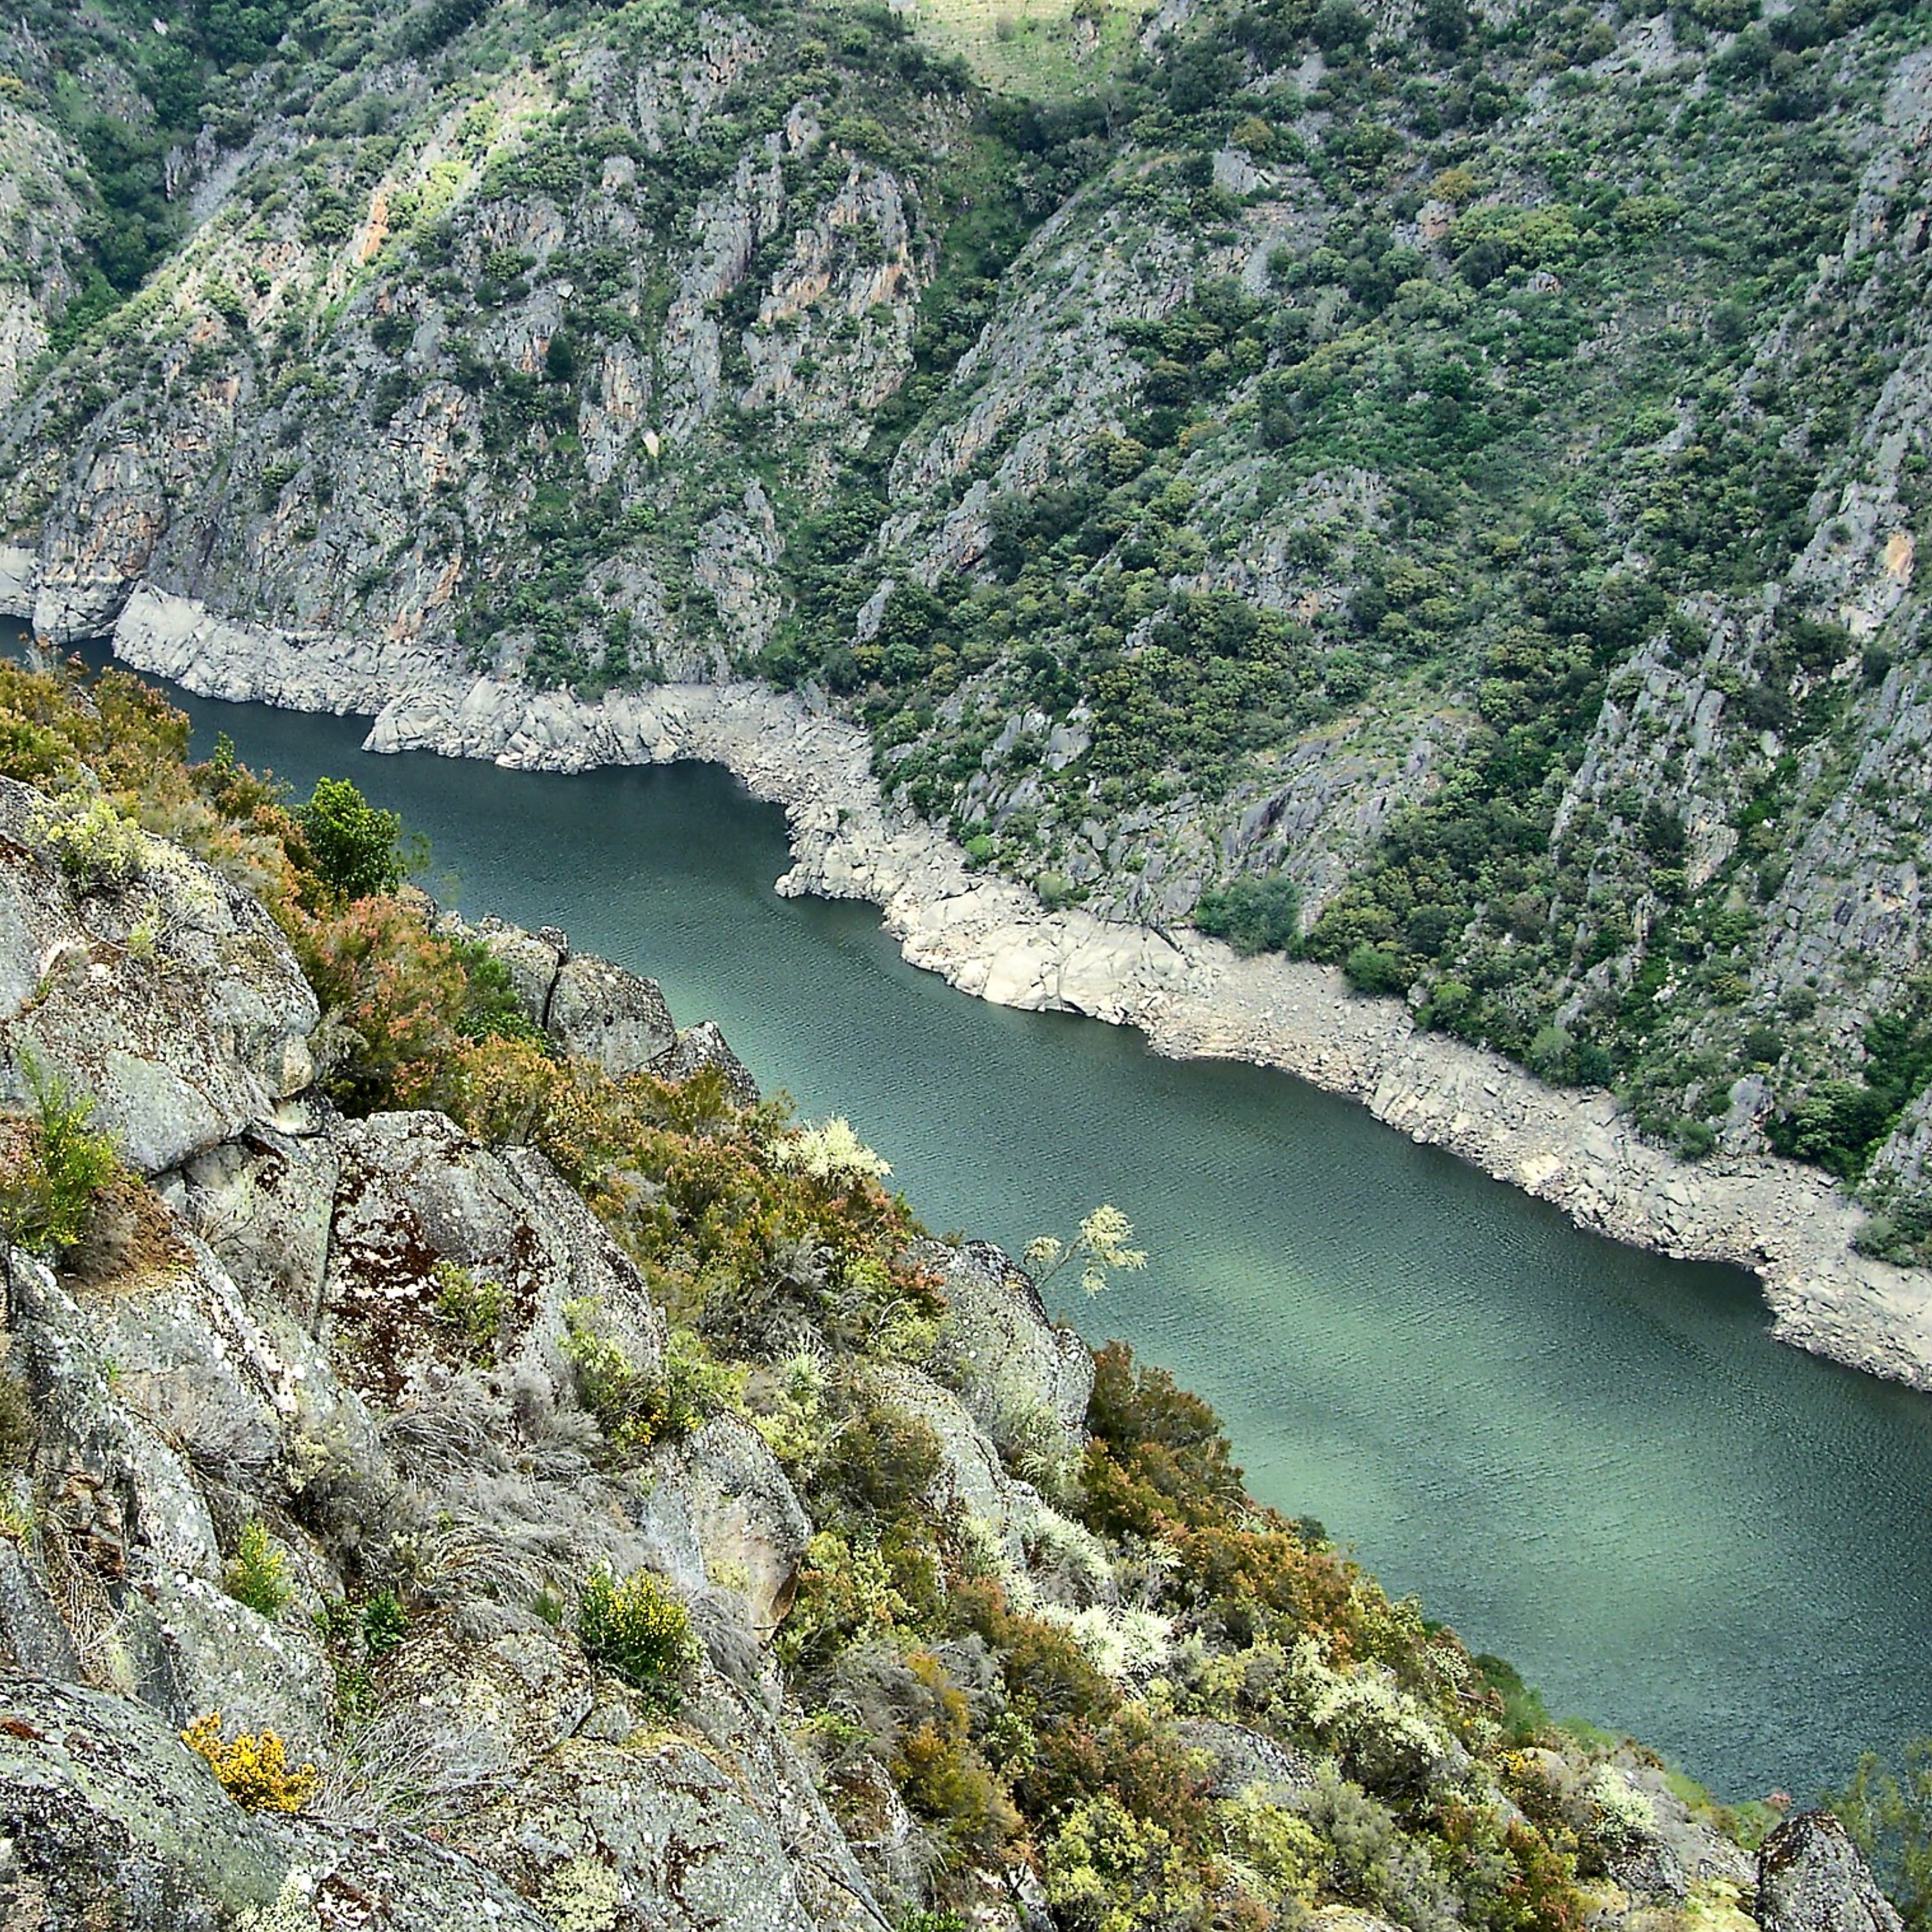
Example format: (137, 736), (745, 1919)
(97, 587), (1932, 1394)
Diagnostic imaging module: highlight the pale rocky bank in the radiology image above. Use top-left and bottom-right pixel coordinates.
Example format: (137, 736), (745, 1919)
(31, 573), (1932, 1398)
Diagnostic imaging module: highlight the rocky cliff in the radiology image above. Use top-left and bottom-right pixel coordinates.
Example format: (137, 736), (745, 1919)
(0, 657), (1905, 1931)
(4, 0), (1932, 1257)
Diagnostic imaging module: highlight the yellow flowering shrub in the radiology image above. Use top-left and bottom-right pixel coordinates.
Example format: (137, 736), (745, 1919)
(181, 1712), (320, 1812)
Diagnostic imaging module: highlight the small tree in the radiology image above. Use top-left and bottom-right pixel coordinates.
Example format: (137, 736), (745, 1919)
(295, 776), (413, 901)
(1834, 1742), (1932, 1931)
(1025, 1204), (1148, 1299)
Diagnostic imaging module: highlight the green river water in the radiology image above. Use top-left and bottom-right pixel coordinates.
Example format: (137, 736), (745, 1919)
(32, 634), (1932, 1801)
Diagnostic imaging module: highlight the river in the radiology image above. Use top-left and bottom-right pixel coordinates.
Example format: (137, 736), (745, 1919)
(25, 631), (1932, 1801)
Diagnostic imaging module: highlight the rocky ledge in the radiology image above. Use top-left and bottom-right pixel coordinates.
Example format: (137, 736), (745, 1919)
(69, 580), (1932, 1393)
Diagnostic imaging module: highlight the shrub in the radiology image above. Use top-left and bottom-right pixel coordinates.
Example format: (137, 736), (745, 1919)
(433, 1259), (506, 1363)
(1834, 1741), (1932, 1931)
(1023, 1204), (1147, 1300)
(1344, 943), (1409, 996)
(223, 1519), (292, 1618)
(37, 796), (144, 891)
(294, 775), (411, 901)
(360, 1589), (410, 1657)
(290, 896), (472, 1113)
(181, 1712), (320, 1812)
(1194, 875), (1302, 956)
(0, 1057), (121, 1254)
(561, 1303), (738, 1449)
(577, 1563), (698, 1709)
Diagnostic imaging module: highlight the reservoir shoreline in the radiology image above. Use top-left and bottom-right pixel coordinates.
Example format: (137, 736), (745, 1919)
(23, 568), (1932, 1395)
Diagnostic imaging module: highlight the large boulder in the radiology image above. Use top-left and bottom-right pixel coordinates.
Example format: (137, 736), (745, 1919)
(927, 1238), (1096, 1461)
(636, 1413), (812, 1637)
(363, 1622), (886, 1932)
(547, 951), (677, 1076)
(323, 1111), (665, 1402)
(871, 1360), (1048, 1573)
(0, 776), (317, 1172)
(466, 913), (567, 1022)
(5, 1244), (346, 1749)
(159, 1123), (342, 1325)
(654, 1019), (760, 1104)
(1758, 1811), (1904, 1932)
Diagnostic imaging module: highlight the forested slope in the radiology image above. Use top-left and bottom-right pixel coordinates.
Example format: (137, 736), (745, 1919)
(4, 0), (1932, 1239)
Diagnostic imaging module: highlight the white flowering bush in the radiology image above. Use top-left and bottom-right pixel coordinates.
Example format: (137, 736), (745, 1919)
(1588, 1764), (1659, 1846)
(1025, 1503), (1115, 1605)
(772, 1115), (891, 1183)
(1031, 1602), (1174, 1685)
(1283, 1636), (1458, 1796)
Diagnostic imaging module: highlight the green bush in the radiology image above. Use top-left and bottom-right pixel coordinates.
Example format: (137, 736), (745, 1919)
(433, 1259), (507, 1363)
(577, 1563), (698, 1709)
(1343, 944), (1409, 996)
(0, 1057), (121, 1254)
(295, 776), (413, 902)
(360, 1589), (410, 1657)
(562, 1303), (738, 1450)
(39, 796), (144, 891)
(1194, 876), (1302, 956)
(223, 1520), (293, 1618)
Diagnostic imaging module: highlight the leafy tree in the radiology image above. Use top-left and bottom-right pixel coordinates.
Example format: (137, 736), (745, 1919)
(1194, 876), (1302, 956)
(295, 777), (412, 902)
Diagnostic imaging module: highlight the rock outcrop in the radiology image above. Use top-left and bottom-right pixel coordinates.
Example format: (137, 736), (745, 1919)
(0, 1679), (553, 1932)
(0, 797), (1109, 1929)
(0, 774), (318, 1171)
(1758, 1812), (1906, 1932)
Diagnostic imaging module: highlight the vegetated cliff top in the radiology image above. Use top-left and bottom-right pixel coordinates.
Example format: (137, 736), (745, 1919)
(4, 0), (1932, 1236)
(4, 651), (1906, 1932)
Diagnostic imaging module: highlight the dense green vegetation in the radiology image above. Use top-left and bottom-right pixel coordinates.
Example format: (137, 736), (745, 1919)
(4, 0), (1931, 1216)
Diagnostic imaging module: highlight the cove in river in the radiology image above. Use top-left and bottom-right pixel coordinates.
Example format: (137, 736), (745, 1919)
(40, 635), (1932, 1803)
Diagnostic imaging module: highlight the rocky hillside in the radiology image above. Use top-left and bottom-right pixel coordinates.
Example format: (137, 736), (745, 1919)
(1, 633), (1912, 1932)
(4, 0), (1932, 1235)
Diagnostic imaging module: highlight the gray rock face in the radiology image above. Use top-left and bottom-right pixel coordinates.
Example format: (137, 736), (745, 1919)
(0, 775), (318, 1174)
(546, 951), (677, 1076)
(653, 1414), (811, 1637)
(1759, 1812), (1905, 1932)
(0, 1679), (553, 1932)
(325, 1110), (666, 1400)
(1177, 1718), (1317, 1802)
(0, 1540), (80, 1680)
(655, 1018), (761, 1105)
(159, 1125), (342, 1325)
(447, 909), (753, 1093)
(928, 1238), (1097, 1458)
(474, 913), (567, 1023)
